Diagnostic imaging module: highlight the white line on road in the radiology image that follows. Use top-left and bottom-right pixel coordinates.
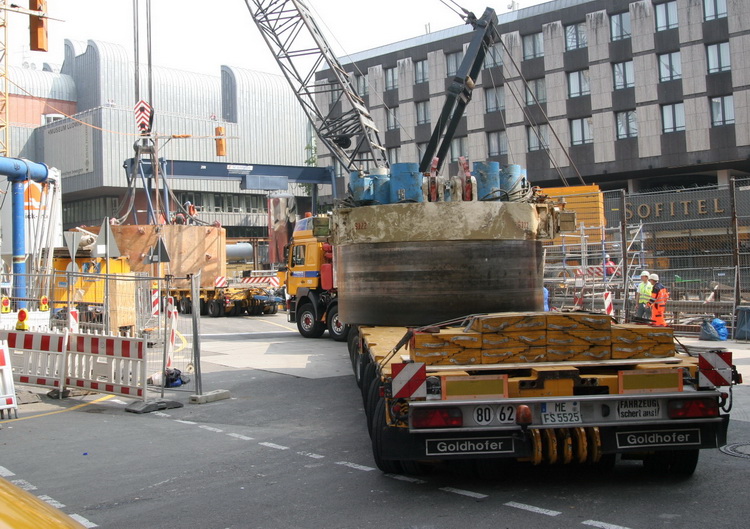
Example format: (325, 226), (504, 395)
(227, 433), (254, 441)
(582, 520), (633, 529)
(152, 412), (171, 418)
(69, 513), (98, 528)
(110, 399), (127, 405)
(259, 442), (290, 450)
(505, 501), (562, 516)
(38, 495), (65, 509)
(439, 487), (488, 499)
(174, 420), (197, 425)
(0, 466), (14, 477)
(297, 451), (325, 459)
(385, 473), (426, 484)
(11, 479), (37, 491)
(335, 461), (376, 472)
(199, 425), (224, 433)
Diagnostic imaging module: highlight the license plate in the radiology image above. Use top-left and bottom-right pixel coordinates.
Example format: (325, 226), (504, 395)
(472, 405), (515, 425)
(540, 401), (581, 425)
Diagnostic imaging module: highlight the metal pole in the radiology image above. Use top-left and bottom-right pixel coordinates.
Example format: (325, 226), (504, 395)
(620, 190), (629, 321)
(191, 272), (202, 395)
(729, 177), (741, 337)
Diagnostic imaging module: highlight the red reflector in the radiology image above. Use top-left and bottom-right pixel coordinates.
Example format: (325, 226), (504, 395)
(668, 398), (719, 419)
(411, 407), (462, 428)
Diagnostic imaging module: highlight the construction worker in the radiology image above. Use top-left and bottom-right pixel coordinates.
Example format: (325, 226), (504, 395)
(635, 270), (653, 321)
(604, 254), (617, 277)
(647, 273), (669, 326)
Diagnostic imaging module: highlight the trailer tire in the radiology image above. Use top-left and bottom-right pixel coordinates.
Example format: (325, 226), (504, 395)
(371, 398), (403, 474)
(208, 299), (223, 318)
(365, 377), (380, 438)
(644, 449), (699, 478)
(179, 297), (192, 314)
(326, 305), (349, 342)
(199, 299), (208, 316)
(361, 362), (377, 404)
(297, 303), (325, 338)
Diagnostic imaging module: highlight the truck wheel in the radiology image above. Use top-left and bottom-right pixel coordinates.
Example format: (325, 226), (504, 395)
(361, 362), (377, 404)
(326, 305), (349, 341)
(179, 297), (192, 314)
(645, 449), (699, 478)
(297, 303), (325, 338)
(347, 328), (360, 366)
(208, 299), (223, 318)
(371, 398), (403, 474)
(199, 299), (208, 316)
(365, 378), (380, 438)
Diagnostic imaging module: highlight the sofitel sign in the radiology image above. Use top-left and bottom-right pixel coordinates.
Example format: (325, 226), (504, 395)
(624, 197), (725, 221)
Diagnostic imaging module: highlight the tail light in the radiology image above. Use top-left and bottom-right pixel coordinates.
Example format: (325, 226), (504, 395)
(411, 407), (463, 428)
(668, 398), (719, 419)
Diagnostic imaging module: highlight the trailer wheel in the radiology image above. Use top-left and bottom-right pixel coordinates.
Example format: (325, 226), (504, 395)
(208, 299), (223, 318)
(296, 303), (325, 338)
(199, 299), (208, 316)
(644, 449), (699, 478)
(371, 398), (403, 474)
(365, 377), (380, 438)
(179, 297), (192, 314)
(361, 362), (377, 404)
(326, 305), (349, 342)
(347, 328), (360, 366)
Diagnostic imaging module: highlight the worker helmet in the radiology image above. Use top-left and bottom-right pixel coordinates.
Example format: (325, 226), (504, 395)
(649, 273), (659, 281)
(640, 271), (650, 277)
(605, 254), (610, 259)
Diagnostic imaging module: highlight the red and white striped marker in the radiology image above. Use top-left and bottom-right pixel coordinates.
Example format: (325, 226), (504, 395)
(166, 296), (178, 368)
(391, 362), (426, 399)
(215, 276), (228, 288)
(68, 307), (79, 333)
(603, 291), (613, 316)
(151, 289), (160, 316)
(698, 351), (733, 387)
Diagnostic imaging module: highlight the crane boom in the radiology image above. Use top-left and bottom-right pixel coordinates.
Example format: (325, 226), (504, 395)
(245, 0), (389, 173)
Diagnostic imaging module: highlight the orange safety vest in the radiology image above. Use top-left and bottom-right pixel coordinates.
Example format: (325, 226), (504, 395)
(650, 285), (669, 308)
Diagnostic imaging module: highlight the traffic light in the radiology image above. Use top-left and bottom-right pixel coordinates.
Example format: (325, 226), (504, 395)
(215, 126), (226, 157)
(29, 0), (49, 52)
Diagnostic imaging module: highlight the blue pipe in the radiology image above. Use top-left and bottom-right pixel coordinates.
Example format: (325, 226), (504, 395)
(0, 157), (51, 308)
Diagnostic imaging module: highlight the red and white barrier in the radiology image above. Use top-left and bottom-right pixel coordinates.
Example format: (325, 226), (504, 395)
(236, 276), (280, 287)
(215, 276), (228, 288)
(0, 340), (18, 418)
(603, 291), (613, 316)
(0, 330), (69, 390)
(151, 289), (160, 316)
(68, 308), (79, 333)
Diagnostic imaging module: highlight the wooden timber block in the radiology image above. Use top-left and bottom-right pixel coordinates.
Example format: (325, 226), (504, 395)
(546, 330), (611, 347)
(468, 312), (547, 333)
(611, 342), (675, 359)
(546, 345), (611, 362)
(412, 328), (483, 349)
(481, 346), (547, 364)
(546, 312), (612, 332)
(611, 324), (674, 345)
(481, 330), (546, 348)
(411, 346), (480, 366)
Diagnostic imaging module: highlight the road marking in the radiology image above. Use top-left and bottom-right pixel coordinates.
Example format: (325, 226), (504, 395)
(582, 521), (633, 529)
(0, 466), (14, 477)
(174, 420), (197, 425)
(385, 473), (426, 484)
(199, 425), (224, 433)
(505, 501), (561, 516)
(335, 461), (375, 472)
(227, 433), (254, 441)
(297, 451), (325, 459)
(440, 487), (488, 499)
(259, 442), (289, 450)
(0, 395), (115, 423)
(12, 479), (37, 491)
(152, 412), (171, 418)
(110, 399), (127, 405)
(38, 495), (65, 509)
(69, 513), (98, 528)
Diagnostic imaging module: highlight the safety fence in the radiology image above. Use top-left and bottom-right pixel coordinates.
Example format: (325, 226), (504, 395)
(545, 179), (750, 335)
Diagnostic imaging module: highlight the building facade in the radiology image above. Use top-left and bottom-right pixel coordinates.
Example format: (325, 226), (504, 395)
(318, 0), (749, 192)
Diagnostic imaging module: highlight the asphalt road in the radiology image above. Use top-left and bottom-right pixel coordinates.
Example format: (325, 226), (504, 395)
(2, 313), (750, 529)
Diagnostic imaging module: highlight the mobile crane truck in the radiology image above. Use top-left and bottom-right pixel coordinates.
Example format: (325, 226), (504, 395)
(250, 1), (741, 476)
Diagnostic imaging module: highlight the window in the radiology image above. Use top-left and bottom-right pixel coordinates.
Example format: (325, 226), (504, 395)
(707, 42), (730, 73)
(387, 107), (398, 130)
(484, 43), (503, 68)
(415, 60), (428, 84)
(568, 70), (590, 98)
(616, 110), (638, 139)
(526, 78), (547, 105)
(41, 113), (64, 126)
(704, 0), (727, 21)
(655, 2), (678, 31)
(611, 12), (631, 41)
(658, 52), (682, 82)
(385, 67), (398, 90)
(485, 86), (505, 112)
(570, 117), (593, 146)
(450, 137), (467, 162)
(527, 124), (549, 152)
(487, 130), (508, 156)
(523, 32), (544, 60)
(447, 51), (463, 76)
(292, 245), (306, 267)
(329, 83), (342, 106)
(356, 74), (369, 96)
(565, 22), (587, 51)
(416, 101), (430, 125)
(613, 61), (634, 89)
(662, 103), (685, 133)
(711, 95), (734, 126)
(387, 147), (401, 164)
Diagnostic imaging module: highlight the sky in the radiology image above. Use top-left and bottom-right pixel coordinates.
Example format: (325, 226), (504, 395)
(7, 0), (550, 77)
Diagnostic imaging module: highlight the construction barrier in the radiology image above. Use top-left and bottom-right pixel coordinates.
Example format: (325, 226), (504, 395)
(0, 341), (18, 418)
(0, 330), (68, 390)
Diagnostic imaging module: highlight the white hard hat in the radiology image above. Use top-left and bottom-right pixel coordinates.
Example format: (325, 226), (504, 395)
(640, 271), (650, 277)
(605, 254), (610, 259)
(649, 273), (659, 281)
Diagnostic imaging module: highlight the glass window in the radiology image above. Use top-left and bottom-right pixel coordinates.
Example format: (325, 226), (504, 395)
(292, 245), (306, 267)
(707, 42), (731, 73)
(616, 110), (638, 139)
(613, 61), (635, 89)
(387, 107), (398, 130)
(447, 51), (463, 76)
(526, 78), (547, 105)
(385, 67), (398, 90)
(485, 86), (505, 112)
(329, 83), (342, 106)
(662, 102), (685, 133)
(484, 43), (503, 68)
(416, 101), (430, 125)
(704, 0), (728, 21)
(611, 12), (631, 41)
(565, 22), (588, 51)
(658, 51), (682, 82)
(387, 147), (400, 164)
(487, 130), (508, 156)
(570, 117), (593, 146)
(568, 70), (590, 98)
(523, 32), (544, 60)
(356, 74), (369, 96)
(655, 1), (678, 31)
(450, 137), (467, 162)
(415, 60), (428, 84)
(711, 95), (734, 126)
(527, 124), (549, 152)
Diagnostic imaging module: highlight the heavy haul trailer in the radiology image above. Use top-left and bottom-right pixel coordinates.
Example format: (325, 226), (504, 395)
(350, 312), (740, 476)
